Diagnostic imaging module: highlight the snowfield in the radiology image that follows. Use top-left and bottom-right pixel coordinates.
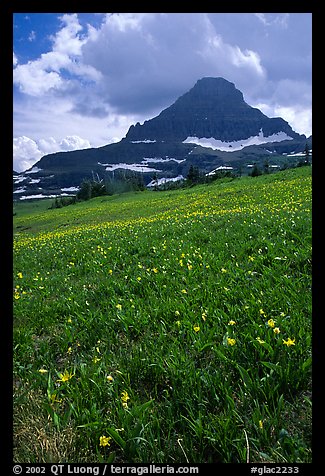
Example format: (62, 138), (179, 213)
(183, 129), (293, 152)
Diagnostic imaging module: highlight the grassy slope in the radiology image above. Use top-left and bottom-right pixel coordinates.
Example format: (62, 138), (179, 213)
(13, 167), (312, 463)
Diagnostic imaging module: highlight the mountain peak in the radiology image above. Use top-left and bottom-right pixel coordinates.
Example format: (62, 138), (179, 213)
(173, 76), (245, 112)
(125, 76), (298, 142)
(192, 76), (238, 94)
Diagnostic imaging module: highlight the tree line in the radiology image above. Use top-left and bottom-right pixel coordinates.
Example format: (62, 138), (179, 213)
(50, 170), (145, 208)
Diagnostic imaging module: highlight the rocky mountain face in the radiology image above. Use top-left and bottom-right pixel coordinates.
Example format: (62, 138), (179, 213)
(14, 77), (310, 199)
(126, 77), (301, 142)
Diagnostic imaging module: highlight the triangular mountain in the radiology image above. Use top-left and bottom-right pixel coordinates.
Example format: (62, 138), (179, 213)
(126, 77), (301, 142)
(14, 77), (310, 199)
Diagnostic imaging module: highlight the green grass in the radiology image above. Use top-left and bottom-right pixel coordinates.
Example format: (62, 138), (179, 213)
(13, 167), (312, 463)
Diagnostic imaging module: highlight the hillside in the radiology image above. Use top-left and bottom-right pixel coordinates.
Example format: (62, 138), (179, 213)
(13, 167), (312, 463)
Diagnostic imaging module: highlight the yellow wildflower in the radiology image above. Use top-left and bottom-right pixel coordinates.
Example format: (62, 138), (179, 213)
(107, 375), (114, 382)
(50, 393), (62, 404)
(57, 370), (74, 383)
(227, 338), (236, 346)
(38, 368), (48, 374)
(228, 320), (236, 326)
(193, 325), (200, 333)
(256, 337), (265, 344)
(273, 327), (281, 334)
(17, 272), (23, 279)
(283, 337), (295, 347)
(259, 420), (263, 429)
(121, 390), (130, 408)
(267, 319), (275, 328)
(121, 391), (130, 402)
(99, 435), (112, 447)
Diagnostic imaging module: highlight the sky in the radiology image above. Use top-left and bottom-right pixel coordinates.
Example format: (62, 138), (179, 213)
(13, 12), (312, 173)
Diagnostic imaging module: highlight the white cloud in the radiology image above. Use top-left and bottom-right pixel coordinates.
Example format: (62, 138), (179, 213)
(106, 12), (145, 32)
(254, 13), (289, 28)
(28, 30), (36, 42)
(36, 136), (91, 154)
(273, 106), (312, 137)
(250, 77), (312, 136)
(50, 13), (85, 55)
(13, 92), (135, 150)
(37, 137), (60, 154)
(13, 135), (92, 172)
(200, 32), (265, 78)
(13, 14), (100, 97)
(230, 47), (265, 77)
(79, 13), (268, 116)
(13, 60), (63, 96)
(59, 135), (91, 151)
(13, 136), (43, 172)
(254, 102), (312, 137)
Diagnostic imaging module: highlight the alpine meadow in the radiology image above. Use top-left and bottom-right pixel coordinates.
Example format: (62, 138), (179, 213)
(13, 166), (312, 464)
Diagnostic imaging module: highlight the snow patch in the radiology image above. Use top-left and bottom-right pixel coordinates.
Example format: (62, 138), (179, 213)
(19, 193), (74, 200)
(61, 186), (79, 192)
(130, 139), (157, 143)
(183, 129), (293, 152)
(19, 194), (57, 200)
(206, 166), (234, 176)
(13, 176), (27, 184)
(98, 157), (185, 172)
(147, 175), (184, 188)
(13, 187), (27, 194)
(142, 157), (186, 164)
(25, 166), (42, 174)
(286, 152), (305, 157)
(98, 162), (162, 173)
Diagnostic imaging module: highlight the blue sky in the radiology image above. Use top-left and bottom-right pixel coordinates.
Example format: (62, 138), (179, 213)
(13, 12), (312, 172)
